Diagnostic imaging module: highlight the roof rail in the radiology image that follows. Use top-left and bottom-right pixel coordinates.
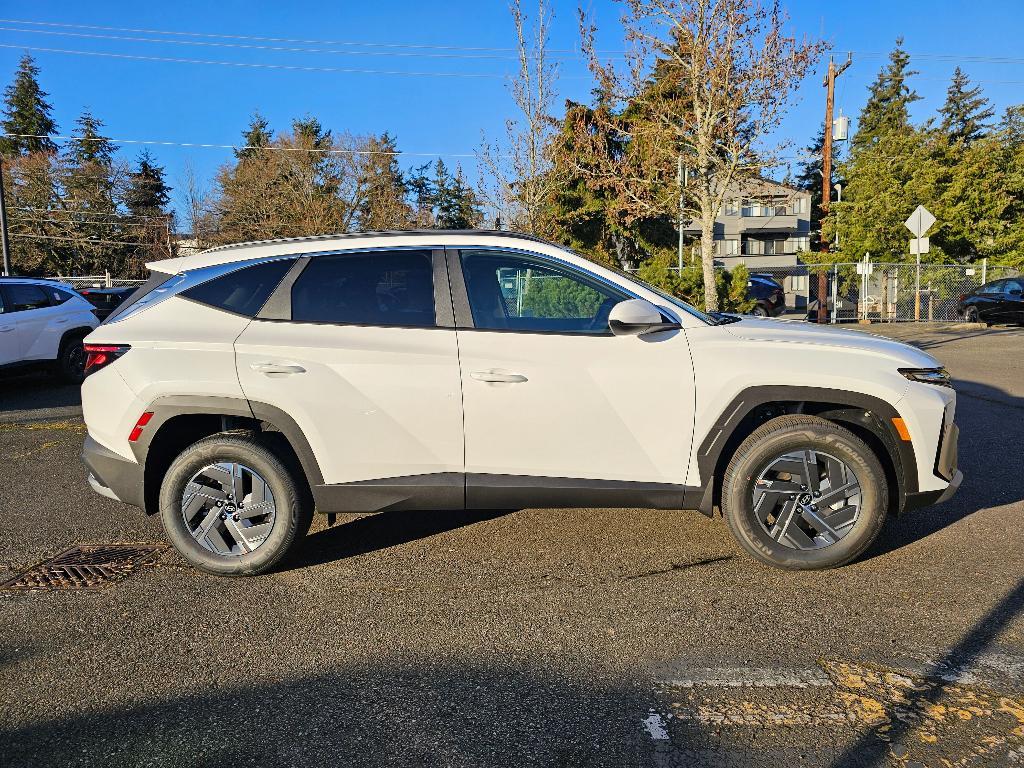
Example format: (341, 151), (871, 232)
(200, 229), (552, 255)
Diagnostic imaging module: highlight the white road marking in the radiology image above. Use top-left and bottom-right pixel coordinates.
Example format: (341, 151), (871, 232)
(659, 666), (834, 689)
(642, 711), (669, 741)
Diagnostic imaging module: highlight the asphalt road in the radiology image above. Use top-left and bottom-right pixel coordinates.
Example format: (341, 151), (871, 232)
(1, 323), (1023, 767)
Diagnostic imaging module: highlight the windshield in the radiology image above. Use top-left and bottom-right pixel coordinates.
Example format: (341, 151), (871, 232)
(600, 263), (719, 325)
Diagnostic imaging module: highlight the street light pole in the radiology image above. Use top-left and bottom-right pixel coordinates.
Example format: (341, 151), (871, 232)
(0, 157), (11, 276)
(818, 53), (852, 323)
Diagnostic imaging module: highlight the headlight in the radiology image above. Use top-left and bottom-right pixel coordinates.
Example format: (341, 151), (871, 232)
(898, 367), (952, 387)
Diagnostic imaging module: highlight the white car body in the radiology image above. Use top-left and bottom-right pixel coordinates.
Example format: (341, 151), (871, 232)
(79, 231), (961, 566)
(0, 277), (98, 371)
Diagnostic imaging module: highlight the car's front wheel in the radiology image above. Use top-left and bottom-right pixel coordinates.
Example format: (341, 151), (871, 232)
(159, 434), (313, 576)
(750, 304), (769, 318)
(721, 415), (888, 570)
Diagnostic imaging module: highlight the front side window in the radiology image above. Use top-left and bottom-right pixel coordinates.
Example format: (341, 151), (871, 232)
(184, 258), (296, 317)
(979, 281), (1004, 295)
(291, 250), (435, 326)
(460, 251), (629, 333)
(5, 283), (50, 312)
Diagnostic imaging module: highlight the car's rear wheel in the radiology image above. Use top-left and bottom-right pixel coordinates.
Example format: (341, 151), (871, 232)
(750, 304), (769, 318)
(56, 336), (87, 383)
(159, 434), (313, 576)
(721, 415), (888, 570)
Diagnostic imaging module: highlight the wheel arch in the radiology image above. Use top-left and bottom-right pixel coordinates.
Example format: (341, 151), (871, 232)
(696, 386), (917, 517)
(132, 396), (323, 515)
(57, 325), (94, 354)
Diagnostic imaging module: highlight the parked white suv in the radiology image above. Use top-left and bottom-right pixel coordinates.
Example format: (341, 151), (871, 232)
(0, 277), (99, 382)
(80, 231), (961, 575)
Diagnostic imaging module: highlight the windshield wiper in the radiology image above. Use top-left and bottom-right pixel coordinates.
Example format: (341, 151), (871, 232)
(710, 312), (742, 326)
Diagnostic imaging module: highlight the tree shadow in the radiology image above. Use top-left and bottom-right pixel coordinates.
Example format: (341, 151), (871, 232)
(828, 575), (1024, 768)
(0, 661), (675, 767)
(282, 508), (516, 572)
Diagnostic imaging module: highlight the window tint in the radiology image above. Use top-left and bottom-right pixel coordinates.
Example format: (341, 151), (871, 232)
(5, 283), (51, 312)
(291, 250), (435, 326)
(460, 251), (629, 333)
(46, 286), (74, 305)
(1004, 279), (1023, 293)
(979, 281), (1005, 295)
(183, 259), (295, 317)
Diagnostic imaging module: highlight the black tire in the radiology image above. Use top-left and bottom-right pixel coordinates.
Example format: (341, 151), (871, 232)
(159, 433), (313, 576)
(750, 304), (769, 318)
(57, 336), (87, 383)
(964, 306), (981, 324)
(721, 415), (888, 570)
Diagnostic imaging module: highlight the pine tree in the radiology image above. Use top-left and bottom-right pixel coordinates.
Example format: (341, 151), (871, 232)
(234, 112), (273, 160)
(853, 39), (920, 151)
(125, 149), (171, 215)
(939, 68), (994, 144)
(433, 161), (482, 229)
(0, 54), (57, 156)
(794, 126), (828, 242)
(356, 133), (411, 230)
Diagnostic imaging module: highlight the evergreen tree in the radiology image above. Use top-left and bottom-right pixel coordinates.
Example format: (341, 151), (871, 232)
(125, 149), (171, 216)
(0, 54), (57, 156)
(939, 67), (993, 144)
(852, 39), (920, 151)
(235, 112), (272, 160)
(356, 133), (411, 230)
(433, 160), (482, 229)
(406, 161), (436, 227)
(794, 126), (830, 243)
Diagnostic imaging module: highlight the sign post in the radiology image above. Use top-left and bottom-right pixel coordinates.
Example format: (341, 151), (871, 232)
(904, 205), (936, 321)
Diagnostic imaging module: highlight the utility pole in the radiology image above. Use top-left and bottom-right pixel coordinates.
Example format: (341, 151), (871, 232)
(0, 157), (11, 276)
(817, 53), (852, 323)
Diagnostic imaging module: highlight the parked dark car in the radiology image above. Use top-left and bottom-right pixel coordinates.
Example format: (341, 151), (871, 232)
(746, 274), (786, 317)
(78, 286), (136, 320)
(958, 277), (1024, 325)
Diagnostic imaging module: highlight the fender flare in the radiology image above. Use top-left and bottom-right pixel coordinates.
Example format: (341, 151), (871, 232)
(694, 385), (918, 514)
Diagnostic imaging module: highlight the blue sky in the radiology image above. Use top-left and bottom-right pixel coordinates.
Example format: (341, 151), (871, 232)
(2, 1), (1023, 222)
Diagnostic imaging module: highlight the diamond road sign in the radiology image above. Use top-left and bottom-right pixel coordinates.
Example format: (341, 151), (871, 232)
(904, 205), (936, 238)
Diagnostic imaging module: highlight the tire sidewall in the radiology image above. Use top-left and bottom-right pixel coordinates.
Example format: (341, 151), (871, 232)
(724, 425), (887, 570)
(159, 436), (302, 576)
(58, 338), (86, 384)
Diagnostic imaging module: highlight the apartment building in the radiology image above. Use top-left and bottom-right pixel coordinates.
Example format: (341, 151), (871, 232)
(685, 178), (813, 268)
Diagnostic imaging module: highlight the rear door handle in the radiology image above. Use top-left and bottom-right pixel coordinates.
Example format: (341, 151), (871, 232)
(0, 325), (14, 332)
(250, 362), (306, 375)
(471, 370), (528, 384)
(54, 317), (69, 324)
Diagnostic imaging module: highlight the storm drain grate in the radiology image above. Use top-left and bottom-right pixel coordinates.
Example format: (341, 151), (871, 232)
(1, 544), (168, 592)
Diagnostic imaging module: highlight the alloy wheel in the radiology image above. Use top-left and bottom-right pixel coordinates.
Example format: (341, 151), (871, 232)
(181, 462), (277, 556)
(752, 449), (862, 550)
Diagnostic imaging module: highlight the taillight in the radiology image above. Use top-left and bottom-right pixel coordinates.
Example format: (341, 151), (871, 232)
(83, 343), (130, 378)
(128, 411), (154, 442)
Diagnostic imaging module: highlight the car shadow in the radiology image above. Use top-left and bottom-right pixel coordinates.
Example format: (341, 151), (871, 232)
(0, 370), (81, 420)
(862, 373), (1024, 560)
(282, 508), (516, 572)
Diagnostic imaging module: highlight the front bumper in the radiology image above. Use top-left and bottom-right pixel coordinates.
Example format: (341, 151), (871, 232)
(903, 418), (962, 511)
(81, 434), (145, 508)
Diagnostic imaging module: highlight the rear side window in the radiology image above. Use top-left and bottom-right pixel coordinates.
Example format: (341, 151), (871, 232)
(291, 250), (435, 327)
(5, 283), (50, 312)
(183, 259), (296, 317)
(46, 287), (74, 305)
(103, 272), (176, 324)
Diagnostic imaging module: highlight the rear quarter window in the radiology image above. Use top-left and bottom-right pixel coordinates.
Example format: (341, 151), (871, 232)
(182, 259), (296, 317)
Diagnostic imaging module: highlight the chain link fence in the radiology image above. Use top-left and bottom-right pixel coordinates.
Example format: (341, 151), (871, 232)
(46, 273), (145, 291)
(710, 260), (1020, 323)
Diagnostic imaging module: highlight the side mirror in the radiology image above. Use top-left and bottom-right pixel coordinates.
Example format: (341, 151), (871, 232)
(608, 299), (680, 336)
(1011, 289), (1023, 297)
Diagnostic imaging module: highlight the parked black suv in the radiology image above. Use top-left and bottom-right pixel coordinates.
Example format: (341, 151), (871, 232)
(746, 274), (786, 317)
(959, 278), (1024, 325)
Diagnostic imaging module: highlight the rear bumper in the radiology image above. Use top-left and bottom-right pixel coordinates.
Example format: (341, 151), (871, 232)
(81, 434), (144, 508)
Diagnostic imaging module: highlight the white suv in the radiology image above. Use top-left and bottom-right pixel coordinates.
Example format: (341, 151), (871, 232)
(1, 277), (99, 382)
(80, 231), (961, 575)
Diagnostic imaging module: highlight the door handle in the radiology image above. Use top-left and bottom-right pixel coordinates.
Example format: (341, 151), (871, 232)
(54, 317), (69, 324)
(250, 362), (306, 375)
(0, 325), (14, 332)
(471, 370), (528, 384)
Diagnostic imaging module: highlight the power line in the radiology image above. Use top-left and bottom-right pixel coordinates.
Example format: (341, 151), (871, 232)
(0, 25), (562, 62)
(0, 43), (512, 78)
(2, 132), (482, 158)
(0, 17), (609, 56)
(13, 205), (171, 221)
(13, 215), (155, 228)
(10, 231), (161, 246)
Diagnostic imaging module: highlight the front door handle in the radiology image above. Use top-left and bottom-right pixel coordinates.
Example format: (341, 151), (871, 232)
(471, 370), (528, 384)
(54, 317), (69, 324)
(250, 362), (306, 375)
(0, 325), (14, 333)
